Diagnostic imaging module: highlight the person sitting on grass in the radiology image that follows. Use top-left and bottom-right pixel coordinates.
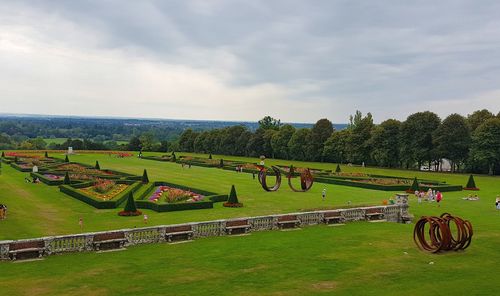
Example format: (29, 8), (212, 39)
(24, 177), (32, 183)
(496, 196), (500, 210)
(0, 204), (7, 219)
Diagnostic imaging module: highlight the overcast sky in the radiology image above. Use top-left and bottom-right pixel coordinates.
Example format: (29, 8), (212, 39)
(1, 1), (499, 123)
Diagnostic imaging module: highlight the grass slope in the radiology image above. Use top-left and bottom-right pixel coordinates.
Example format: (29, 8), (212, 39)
(0, 151), (499, 295)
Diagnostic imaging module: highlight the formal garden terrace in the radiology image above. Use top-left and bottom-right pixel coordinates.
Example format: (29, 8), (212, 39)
(0, 150), (496, 242)
(142, 153), (464, 192)
(0, 150), (499, 295)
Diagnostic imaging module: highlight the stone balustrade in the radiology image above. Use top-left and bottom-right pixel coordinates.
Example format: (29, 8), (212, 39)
(0, 204), (410, 261)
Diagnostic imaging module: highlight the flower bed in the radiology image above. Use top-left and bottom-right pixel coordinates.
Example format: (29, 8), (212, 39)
(148, 186), (205, 203)
(134, 181), (228, 212)
(352, 178), (411, 186)
(53, 163), (114, 175)
(60, 180), (142, 209)
(80, 180), (128, 201)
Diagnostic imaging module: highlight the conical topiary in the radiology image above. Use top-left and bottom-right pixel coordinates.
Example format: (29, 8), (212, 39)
(224, 185), (242, 207)
(63, 172), (71, 185)
(1, 151), (4, 158)
(95, 161), (100, 170)
(209, 153), (212, 159)
(335, 164), (341, 173)
(228, 185), (239, 204)
(465, 174), (478, 190)
(142, 169), (149, 183)
(220, 159), (224, 168)
(44, 151), (48, 158)
(14, 156), (18, 163)
(124, 192), (137, 213)
(171, 152), (176, 162)
(288, 165), (295, 178)
(409, 177), (420, 192)
(64, 155), (69, 162)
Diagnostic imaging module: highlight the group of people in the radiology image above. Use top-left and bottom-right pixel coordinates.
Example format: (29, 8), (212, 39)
(24, 176), (40, 183)
(463, 194), (480, 201)
(235, 165), (244, 173)
(180, 163), (192, 169)
(0, 204), (7, 220)
(415, 188), (443, 206)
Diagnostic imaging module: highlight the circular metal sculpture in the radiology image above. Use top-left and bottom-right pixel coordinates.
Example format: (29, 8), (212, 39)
(287, 166), (314, 192)
(258, 166), (282, 191)
(413, 213), (473, 253)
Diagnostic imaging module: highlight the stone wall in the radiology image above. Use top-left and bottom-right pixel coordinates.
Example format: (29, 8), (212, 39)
(0, 204), (410, 261)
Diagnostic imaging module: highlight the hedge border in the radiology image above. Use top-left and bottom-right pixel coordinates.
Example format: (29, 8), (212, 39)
(314, 177), (462, 192)
(59, 181), (143, 209)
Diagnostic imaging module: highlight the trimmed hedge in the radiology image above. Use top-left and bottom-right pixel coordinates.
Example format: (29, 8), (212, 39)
(135, 200), (214, 212)
(10, 162), (32, 172)
(314, 177), (462, 192)
(141, 155), (173, 162)
(59, 181), (143, 209)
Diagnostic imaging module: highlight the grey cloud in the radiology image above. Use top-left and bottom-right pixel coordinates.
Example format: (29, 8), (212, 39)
(1, 0), (500, 122)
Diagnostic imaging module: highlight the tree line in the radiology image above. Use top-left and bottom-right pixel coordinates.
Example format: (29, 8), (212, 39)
(176, 111), (500, 175)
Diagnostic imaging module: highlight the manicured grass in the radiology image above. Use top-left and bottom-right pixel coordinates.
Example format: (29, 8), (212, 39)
(0, 151), (499, 295)
(0, 223), (498, 295)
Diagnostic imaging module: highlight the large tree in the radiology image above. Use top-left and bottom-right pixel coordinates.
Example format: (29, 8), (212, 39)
(323, 129), (350, 163)
(345, 111), (374, 164)
(246, 128), (266, 157)
(288, 128), (311, 161)
(271, 124), (296, 159)
(178, 129), (198, 152)
(369, 119), (401, 167)
(433, 114), (471, 172)
(470, 118), (500, 175)
(219, 126), (248, 156)
(258, 116), (282, 130)
(307, 118), (334, 161)
(399, 111), (441, 169)
(467, 109), (495, 132)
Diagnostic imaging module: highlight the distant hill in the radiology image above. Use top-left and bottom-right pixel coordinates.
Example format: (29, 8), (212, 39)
(0, 114), (347, 143)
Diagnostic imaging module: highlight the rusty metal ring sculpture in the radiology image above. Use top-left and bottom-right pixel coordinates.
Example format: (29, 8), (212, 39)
(258, 166), (282, 192)
(413, 213), (473, 253)
(287, 167), (314, 192)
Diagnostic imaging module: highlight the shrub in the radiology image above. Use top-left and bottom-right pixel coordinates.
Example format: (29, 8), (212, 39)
(209, 153), (212, 159)
(95, 161), (100, 170)
(171, 152), (176, 162)
(464, 174), (479, 190)
(335, 164), (341, 173)
(224, 185), (243, 207)
(1, 152), (4, 158)
(407, 177), (420, 192)
(44, 151), (48, 158)
(64, 155), (69, 162)
(220, 159), (224, 168)
(118, 192), (142, 216)
(142, 169), (149, 183)
(63, 172), (71, 185)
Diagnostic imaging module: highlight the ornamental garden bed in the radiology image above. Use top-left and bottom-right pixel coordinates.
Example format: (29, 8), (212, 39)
(141, 155), (174, 162)
(32, 162), (136, 185)
(314, 176), (462, 192)
(134, 181), (227, 212)
(4, 152), (63, 172)
(60, 179), (143, 209)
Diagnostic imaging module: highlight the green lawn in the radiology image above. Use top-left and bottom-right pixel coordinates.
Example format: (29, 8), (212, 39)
(0, 151), (499, 295)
